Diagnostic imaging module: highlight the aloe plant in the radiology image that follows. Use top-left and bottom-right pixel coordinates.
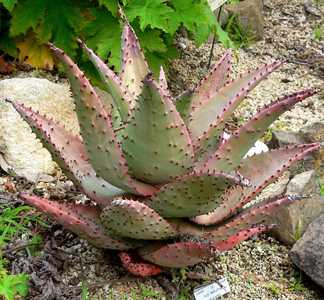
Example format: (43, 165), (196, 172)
(8, 23), (320, 277)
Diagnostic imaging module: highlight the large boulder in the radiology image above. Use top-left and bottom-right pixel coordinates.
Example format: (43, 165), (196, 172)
(0, 78), (79, 182)
(290, 213), (324, 289)
(271, 170), (324, 245)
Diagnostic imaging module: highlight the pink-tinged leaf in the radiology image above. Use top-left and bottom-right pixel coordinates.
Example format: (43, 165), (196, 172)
(49, 44), (156, 196)
(20, 193), (141, 250)
(188, 61), (282, 142)
(190, 50), (232, 111)
(122, 75), (194, 184)
(120, 23), (150, 99)
(118, 252), (162, 277)
(192, 143), (320, 225)
(199, 90), (316, 173)
(191, 185), (244, 225)
(9, 100), (125, 206)
(203, 195), (301, 242)
(101, 198), (178, 240)
(77, 40), (132, 121)
(212, 224), (272, 252)
(159, 65), (168, 91)
(147, 172), (241, 218)
(138, 241), (214, 268)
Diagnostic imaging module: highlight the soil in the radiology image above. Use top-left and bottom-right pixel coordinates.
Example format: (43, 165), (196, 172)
(1, 0), (324, 299)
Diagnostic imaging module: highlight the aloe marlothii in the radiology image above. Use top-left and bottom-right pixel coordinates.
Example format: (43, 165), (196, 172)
(8, 23), (320, 277)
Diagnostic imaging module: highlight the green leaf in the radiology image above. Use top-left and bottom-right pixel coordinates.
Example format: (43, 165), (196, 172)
(125, 0), (174, 32)
(215, 22), (235, 48)
(10, 0), (47, 36)
(136, 27), (167, 53)
(83, 8), (122, 70)
(98, 0), (119, 16)
(0, 0), (18, 11)
(36, 0), (82, 55)
(0, 273), (29, 300)
(10, 0), (82, 55)
(0, 34), (17, 57)
(168, 0), (216, 42)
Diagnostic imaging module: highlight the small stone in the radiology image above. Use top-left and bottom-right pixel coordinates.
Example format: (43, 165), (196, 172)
(290, 213), (324, 289)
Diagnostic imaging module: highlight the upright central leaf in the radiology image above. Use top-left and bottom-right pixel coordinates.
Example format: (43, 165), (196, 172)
(122, 75), (194, 184)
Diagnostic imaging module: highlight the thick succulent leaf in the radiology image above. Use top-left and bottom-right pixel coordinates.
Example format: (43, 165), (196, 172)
(120, 23), (150, 99)
(118, 252), (162, 277)
(19, 193), (141, 250)
(159, 66), (168, 91)
(189, 50), (232, 111)
(49, 44), (156, 196)
(9, 100), (125, 206)
(200, 90), (315, 173)
(77, 40), (132, 121)
(203, 195), (301, 242)
(212, 224), (272, 252)
(94, 88), (123, 132)
(101, 199), (178, 240)
(138, 241), (213, 268)
(194, 122), (225, 162)
(122, 75), (194, 184)
(192, 143), (320, 225)
(175, 90), (193, 122)
(188, 61), (282, 143)
(192, 185), (244, 225)
(147, 172), (241, 218)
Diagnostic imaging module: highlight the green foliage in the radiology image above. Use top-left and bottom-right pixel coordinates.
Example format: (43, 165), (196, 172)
(0, 204), (47, 246)
(224, 14), (254, 48)
(0, 0), (217, 73)
(313, 24), (323, 41)
(0, 204), (47, 300)
(0, 271), (29, 300)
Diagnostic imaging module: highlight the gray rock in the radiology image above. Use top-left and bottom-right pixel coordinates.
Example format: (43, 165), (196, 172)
(0, 78), (79, 182)
(286, 170), (318, 195)
(290, 213), (324, 288)
(300, 122), (324, 181)
(225, 0), (264, 40)
(271, 170), (324, 245)
(268, 130), (303, 148)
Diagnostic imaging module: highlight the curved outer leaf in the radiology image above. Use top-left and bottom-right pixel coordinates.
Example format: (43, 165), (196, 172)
(9, 100), (125, 206)
(199, 90), (316, 173)
(202, 195), (302, 242)
(120, 23), (150, 99)
(122, 75), (194, 184)
(189, 50), (232, 112)
(101, 199), (178, 240)
(212, 224), (272, 252)
(77, 39), (132, 121)
(175, 51), (231, 124)
(147, 172), (241, 218)
(192, 143), (320, 225)
(118, 252), (162, 277)
(49, 44), (156, 196)
(138, 241), (213, 268)
(188, 61), (282, 143)
(19, 193), (141, 250)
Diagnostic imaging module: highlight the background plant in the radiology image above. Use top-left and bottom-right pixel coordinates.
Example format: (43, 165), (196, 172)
(0, 0), (219, 73)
